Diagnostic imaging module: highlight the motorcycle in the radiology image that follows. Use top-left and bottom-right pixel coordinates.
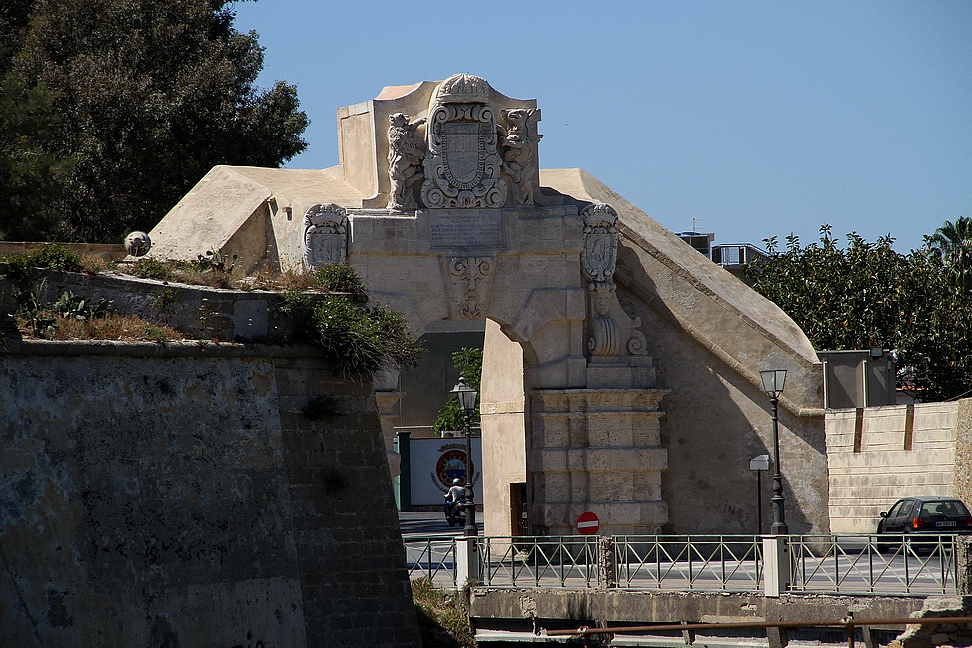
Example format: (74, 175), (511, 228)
(445, 500), (467, 528)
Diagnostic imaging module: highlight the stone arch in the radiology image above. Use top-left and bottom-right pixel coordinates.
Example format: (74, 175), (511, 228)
(149, 75), (827, 535)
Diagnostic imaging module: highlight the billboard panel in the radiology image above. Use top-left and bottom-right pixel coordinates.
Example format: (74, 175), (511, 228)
(408, 436), (482, 506)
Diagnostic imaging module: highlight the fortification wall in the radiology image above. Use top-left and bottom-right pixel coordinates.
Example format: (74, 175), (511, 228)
(827, 400), (972, 534)
(0, 340), (419, 648)
(0, 267), (307, 342)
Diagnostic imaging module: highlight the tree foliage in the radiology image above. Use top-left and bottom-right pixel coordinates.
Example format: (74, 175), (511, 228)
(433, 347), (484, 434)
(926, 217), (972, 290)
(0, 0), (308, 243)
(747, 224), (972, 403)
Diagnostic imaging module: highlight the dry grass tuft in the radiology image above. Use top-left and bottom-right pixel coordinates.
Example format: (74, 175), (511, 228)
(15, 312), (187, 342)
(80, 254), (118, 275)
(411, 577), (474, 647)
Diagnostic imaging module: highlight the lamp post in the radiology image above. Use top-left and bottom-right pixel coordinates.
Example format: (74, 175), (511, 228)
(760, 369), (788, 536)
(451, 378), (478, 537)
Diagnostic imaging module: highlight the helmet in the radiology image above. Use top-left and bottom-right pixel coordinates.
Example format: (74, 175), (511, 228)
(453, 478), (461, 485)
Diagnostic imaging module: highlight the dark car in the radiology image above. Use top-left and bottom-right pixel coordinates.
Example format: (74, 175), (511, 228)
(876, 496), (972, 551)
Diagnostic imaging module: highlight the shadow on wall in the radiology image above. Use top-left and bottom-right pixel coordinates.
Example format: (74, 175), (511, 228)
(614, 244), (827, 535)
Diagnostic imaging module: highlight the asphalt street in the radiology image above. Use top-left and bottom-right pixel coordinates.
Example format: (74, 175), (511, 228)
(398, 510), (483, 536)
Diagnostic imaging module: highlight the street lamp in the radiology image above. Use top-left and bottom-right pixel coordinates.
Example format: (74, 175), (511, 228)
(760, 369), (788, 535)
(451, 378), (478, 537)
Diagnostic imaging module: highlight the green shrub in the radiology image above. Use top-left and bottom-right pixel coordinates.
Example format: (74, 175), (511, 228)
(131, 257), (172, 281)
(313, 262), (366, 294)
(192, 247), (237, 273)
(306, 296), (421, 379)
(1, 254), (34, 280)
(15, 290), (56, 335)
(31, 244), (82, 272)
(278, 290), (313, 339)
(1, 244), (82, 279)
(52, 290), (112, 321)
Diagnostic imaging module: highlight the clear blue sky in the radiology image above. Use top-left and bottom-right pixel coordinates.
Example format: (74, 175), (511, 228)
(230, 0), (971, 253)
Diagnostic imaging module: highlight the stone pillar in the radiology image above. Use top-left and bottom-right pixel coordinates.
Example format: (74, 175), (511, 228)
(455, 537), (480, 589)
(597, 536), (617, 590)
(955, 398), (972, 514)
(763, 536), (791, 597)
(529, 388), (668, 536)
(957, 536), (972, 595)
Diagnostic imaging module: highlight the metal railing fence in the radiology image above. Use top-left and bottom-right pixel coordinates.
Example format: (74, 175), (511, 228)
(402, 533), (965, 596)
(615, 535), (763, 592)
(403, 535), (459, 588)
(789, 534), (959, 596)
(478, 535), (598, 588)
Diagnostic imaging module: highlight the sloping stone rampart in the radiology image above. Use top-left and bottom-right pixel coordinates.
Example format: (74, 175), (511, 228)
(0, 340), (420, 648)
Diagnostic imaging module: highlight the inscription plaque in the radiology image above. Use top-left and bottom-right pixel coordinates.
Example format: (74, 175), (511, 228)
(427, 209), (503, 248)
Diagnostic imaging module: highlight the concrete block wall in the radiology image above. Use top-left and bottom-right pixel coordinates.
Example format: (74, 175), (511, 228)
(827, 402), (967, 534)
(0, 340), (419, 648)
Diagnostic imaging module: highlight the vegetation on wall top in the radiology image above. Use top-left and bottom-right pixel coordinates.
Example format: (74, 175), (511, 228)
(1, 251), (423, 381)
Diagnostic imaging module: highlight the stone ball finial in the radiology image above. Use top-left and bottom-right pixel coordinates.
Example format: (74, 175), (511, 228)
(125, 231), (152, 257)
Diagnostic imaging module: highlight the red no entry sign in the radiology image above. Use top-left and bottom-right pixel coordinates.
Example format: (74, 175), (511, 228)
(576, 511), (599, 535)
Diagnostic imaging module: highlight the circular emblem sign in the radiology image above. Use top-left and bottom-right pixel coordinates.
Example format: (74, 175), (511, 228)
(576, 511), (600, 535)
(435, 449), (467, 487)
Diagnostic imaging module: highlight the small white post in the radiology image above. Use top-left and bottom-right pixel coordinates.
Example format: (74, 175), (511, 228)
(762, 536), (790, 597)
(455, 537), (480, 589)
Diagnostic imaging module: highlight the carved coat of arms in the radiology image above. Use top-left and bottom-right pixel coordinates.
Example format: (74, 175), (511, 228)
(421, 74), (506, 208)
(302, 203), (348, 268)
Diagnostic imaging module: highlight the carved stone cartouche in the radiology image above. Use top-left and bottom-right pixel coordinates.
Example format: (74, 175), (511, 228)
(420, 74), (506, 209)
(302, 203), (349, 268)
(581, 203), (646, 356)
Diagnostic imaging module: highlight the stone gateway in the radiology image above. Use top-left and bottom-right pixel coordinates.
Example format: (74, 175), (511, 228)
(149, 75), (826, 539)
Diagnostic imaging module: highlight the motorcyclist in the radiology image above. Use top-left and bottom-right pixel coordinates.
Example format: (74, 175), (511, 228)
(444, 478), (466, 525)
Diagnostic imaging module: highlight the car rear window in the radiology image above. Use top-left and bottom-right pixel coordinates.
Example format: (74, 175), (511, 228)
(919, 501), (970, 517)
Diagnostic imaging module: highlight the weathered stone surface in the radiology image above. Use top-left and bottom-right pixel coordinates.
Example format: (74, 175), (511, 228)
(888, 596), (972, 648)
(0, 341), (419, 647)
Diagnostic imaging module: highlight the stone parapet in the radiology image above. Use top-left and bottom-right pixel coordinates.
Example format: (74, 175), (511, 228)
(0, 267), (352, 342)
